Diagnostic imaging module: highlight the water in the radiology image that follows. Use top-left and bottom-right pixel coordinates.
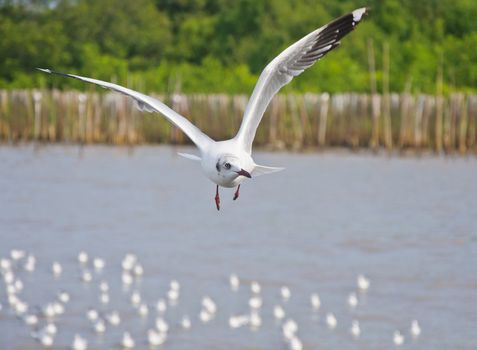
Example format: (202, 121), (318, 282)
(0, 145), (476, 349)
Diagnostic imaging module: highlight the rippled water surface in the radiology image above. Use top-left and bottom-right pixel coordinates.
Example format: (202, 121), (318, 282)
(0, 145), (476, 349)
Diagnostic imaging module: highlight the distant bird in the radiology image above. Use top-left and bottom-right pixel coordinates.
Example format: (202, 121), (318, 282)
(24, 255), (36, 272)
(357, 274), (370, 291)
(199, 309), (213, 323)
(202, 296), (217, 314)
(99, 293), (110, 305)
(251, 281), (261, 294)
(282, 319), (298, 340)
(289, 336), (303, 350)
(148, 329), (166, 346)
(156, 299), (167, 314)
(10, 249), (26, 261)
(106, 311), (121, 326)
(133, 263), (144, 277)
(86, 308), (99, 322)
(249, 311), (262, 329)
(71, 334), (87, 350)
(121, 254), (137, 271)
(130, 290), (141, 306)
(155, 317), (169, 333)
(310, 293), (321, 310)
(23, 314), (39, 326)
(99, 281), (109, 293)
(326, 312), (337, 329)
(138, 303), (149, 317)
(181, 315), (192, 330)
(92, 258), (105, 272)
(350, 320), (361, 338)
(121, 332), (135, 349)
(248, 296), (262, 310)
(229, 315), (248, 329)
(393, 330), (404, 346)
(77, 252), (88, 265)
(273, 305), (286, 320)
(52, 262), (62, 277)
(410, 320), (421, 337)
(57, 291), (70, 304)
(280, 286), (291, 301)
(348, 292), (358, 308)
(32, 330), (54, 348)
(81, 270), (92, 283)
(37, 8), (368, 210)
(121, 272), (133, 286)
(229, 273), (240, 291)
(93, 319), (106, 334)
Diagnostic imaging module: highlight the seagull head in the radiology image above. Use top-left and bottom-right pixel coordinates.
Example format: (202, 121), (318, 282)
(216, 155), (251, 179)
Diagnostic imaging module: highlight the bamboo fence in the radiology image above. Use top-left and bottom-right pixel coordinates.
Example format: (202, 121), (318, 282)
(0, 90), (476, 153)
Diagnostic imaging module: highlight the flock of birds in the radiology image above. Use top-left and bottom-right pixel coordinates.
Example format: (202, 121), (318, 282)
(0, 249), (422, 349)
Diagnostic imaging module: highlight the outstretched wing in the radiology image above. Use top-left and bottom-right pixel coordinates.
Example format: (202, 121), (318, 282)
(234, 8), (368, 153)
(37, 69), (213, 150)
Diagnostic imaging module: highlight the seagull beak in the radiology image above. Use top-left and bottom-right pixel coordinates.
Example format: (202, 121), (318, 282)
(236, 169), (252, 178)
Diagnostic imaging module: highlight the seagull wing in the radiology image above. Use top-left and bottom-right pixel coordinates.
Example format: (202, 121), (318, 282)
(37, 69), (213, 150)
(235, 8), (368, 153)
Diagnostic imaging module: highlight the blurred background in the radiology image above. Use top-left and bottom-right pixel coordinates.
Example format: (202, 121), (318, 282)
(1, 0), (477, 152)
(0, 1), (476, 350)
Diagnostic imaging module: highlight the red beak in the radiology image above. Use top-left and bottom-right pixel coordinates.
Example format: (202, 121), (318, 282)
(236, 169), (252, 178)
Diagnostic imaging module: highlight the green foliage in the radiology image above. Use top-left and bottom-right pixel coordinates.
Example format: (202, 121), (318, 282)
(1, 0), (477, 93)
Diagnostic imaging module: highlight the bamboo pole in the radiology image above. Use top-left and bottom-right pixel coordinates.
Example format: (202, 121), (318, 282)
(318, 93), (329, 147)
(368, 39), (380, 149)
(382, 43), (393, 150)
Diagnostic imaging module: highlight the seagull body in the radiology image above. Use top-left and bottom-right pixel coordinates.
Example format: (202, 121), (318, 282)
(273, 305), (286, 320)
(121, 332), (135, 349)
(181, 315), (191, 329)
(393, 330), (404, 346)
(411, 320), (421, 337)
(38, 8), (367, 210)
(71, 334), (87, 350)
(229, 273), (240, 291)
(310, 293), (321, 310)
(357, 274), (370, 291)
(326, 312), (337, 329)
(350, 320), (361, 338)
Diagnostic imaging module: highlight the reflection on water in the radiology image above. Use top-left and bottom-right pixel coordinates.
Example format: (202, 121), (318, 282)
(0, 145), (476, 349)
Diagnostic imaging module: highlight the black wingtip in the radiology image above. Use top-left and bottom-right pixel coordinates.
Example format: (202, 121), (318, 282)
(36, 68), (52, 74)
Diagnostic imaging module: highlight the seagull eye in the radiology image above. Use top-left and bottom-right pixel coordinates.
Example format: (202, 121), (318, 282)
(224, 163), (231, 170)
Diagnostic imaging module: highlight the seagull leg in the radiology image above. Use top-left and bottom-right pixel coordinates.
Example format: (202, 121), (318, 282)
(233, 185), (241, 201)
(215, 185), (220, 211)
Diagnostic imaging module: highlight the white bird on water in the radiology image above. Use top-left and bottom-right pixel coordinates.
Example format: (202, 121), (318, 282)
(357, 274), (370, 291)
(326, 312), (337, 329)
(310, 293), (321, 310)
(393, 330), (404, 346)
(38, 8), (367, 210)
(121, 332), (135, 349)
(71, 334), (88, 350)
(350, 320), (361, 338)
(229, 273), (240, 291)
(411, 320), (421, 337)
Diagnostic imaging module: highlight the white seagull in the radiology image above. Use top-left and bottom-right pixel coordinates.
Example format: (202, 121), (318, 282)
(38, 8), (367, 210)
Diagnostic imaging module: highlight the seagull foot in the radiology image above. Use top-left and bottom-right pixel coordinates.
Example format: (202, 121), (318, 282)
(233, 185), (241, 201)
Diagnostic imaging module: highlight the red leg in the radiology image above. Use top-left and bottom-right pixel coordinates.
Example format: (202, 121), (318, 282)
(215, 185), (220, 211)
(233, 185), (241, 201)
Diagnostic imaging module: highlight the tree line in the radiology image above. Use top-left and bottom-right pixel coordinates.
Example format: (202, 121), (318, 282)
(1, 0), (476, 94)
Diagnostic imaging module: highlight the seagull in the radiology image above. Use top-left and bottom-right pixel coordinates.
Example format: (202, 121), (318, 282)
(38, 8), (367, 210)
(410, 320), (421, 337)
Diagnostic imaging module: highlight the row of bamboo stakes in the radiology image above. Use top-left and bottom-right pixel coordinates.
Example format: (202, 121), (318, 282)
(0, 90), (476, 153)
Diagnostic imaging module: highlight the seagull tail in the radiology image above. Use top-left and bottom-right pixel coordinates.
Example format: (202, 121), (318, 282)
(252, 164), (285, 177)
